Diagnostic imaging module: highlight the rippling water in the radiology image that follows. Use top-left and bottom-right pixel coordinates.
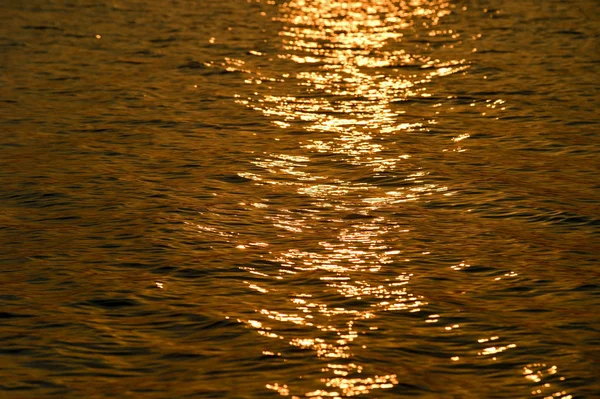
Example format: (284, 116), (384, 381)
(1, 0), (599, 398)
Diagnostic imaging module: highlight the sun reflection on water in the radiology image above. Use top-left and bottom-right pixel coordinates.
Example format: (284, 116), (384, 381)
(230, 0), (478, 397)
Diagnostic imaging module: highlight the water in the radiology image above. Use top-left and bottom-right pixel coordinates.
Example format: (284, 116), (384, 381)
(1, 0), (599, 398)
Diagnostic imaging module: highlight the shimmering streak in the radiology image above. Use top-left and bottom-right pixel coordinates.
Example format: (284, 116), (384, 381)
(233, 1), (474, 397)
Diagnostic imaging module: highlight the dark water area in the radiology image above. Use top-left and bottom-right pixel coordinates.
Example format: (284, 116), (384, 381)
(1, 0), (599, 398)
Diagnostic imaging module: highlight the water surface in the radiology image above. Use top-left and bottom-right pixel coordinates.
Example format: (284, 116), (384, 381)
(1, 0), (599, 398)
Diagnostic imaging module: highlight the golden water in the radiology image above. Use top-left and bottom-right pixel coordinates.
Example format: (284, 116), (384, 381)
(1, 0), (598, 398)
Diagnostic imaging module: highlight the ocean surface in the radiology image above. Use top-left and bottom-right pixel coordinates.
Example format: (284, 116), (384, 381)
(1, 0), (599, 398)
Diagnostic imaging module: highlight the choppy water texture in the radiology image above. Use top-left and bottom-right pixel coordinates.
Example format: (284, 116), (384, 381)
(1, 0), (599, 398)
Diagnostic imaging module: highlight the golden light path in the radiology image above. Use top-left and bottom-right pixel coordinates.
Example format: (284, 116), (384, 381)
(213, 0), (566, 398)
(236, 1), (461, 397)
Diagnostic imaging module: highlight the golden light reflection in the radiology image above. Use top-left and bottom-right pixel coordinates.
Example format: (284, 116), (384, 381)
(230, 0), (476, 397)
(523, 364), (572, 399)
